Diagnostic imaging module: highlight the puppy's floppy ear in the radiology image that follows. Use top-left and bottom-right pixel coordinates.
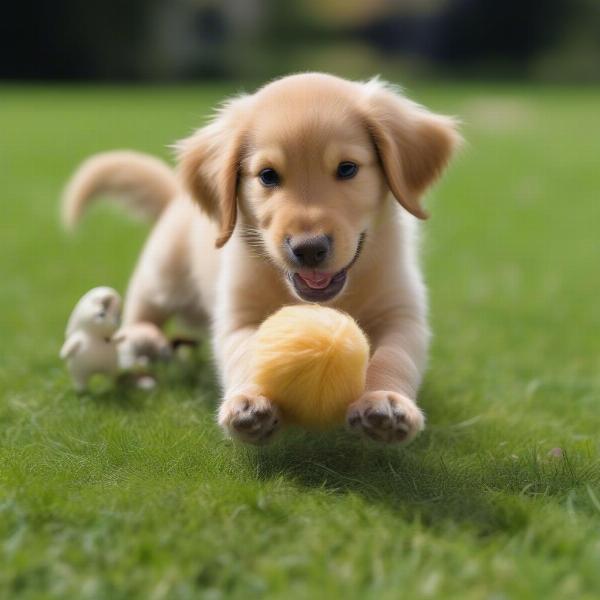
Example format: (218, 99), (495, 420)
(361, 79), (462, 219)
(176, 95), (251, 247)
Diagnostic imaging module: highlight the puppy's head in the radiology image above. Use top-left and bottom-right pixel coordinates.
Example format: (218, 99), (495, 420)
(177, 73), (461, 302)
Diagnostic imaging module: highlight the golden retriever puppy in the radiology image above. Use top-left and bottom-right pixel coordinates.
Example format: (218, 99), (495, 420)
(63, 73), (461, 444)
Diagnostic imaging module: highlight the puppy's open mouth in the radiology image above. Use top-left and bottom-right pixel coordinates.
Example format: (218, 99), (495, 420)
(290, 269), (348, 302)
(287, 232), (365, 303)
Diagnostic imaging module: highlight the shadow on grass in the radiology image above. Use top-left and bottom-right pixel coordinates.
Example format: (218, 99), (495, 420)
(251, 410), (600, 536)
(67, 348), (600, 535)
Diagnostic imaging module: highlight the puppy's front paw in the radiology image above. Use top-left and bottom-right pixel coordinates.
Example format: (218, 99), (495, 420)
(346, 391), (424, 444)
(218, 386), (281, 445)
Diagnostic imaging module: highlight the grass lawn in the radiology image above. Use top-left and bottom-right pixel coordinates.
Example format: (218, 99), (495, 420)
(1, 82), (599, 599)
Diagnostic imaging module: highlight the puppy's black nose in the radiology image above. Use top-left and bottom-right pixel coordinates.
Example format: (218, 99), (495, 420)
(287, 235), (331, 268)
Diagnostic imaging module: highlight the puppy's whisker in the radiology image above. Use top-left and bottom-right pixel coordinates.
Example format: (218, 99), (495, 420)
(240, 228), (277, 268)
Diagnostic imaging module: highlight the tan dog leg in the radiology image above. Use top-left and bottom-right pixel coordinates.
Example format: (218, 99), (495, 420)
(215, 326), (281, 445)
(347, 318), (428, 444)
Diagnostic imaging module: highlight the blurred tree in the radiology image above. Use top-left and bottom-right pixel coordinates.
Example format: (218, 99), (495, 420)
(0, 0), (159, 79)
(355, 0), (569, 76)
(533, 0), (600, 81)
(0, 0), (598, 81)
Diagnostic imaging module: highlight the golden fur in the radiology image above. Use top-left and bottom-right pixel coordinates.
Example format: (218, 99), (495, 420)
(63, 73), (461, 444)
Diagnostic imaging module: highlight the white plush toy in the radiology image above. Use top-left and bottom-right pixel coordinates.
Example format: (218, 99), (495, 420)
(60, 287), (122, 390)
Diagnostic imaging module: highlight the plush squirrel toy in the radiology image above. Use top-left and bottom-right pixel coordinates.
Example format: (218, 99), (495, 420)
(60, 287), (122, 390)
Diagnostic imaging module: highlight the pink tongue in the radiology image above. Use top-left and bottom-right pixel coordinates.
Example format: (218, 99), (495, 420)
(298, 271), (333, 290)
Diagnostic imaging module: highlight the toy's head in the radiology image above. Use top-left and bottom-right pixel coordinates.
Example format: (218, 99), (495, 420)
(66, 287), (121, 338)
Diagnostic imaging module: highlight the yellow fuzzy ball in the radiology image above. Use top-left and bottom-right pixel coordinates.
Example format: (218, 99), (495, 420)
(252, 305), (370, 429)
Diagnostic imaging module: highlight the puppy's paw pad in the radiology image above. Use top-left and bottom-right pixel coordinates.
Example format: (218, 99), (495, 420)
(347, 391), (424, 444)
(219, 390), (281, 445)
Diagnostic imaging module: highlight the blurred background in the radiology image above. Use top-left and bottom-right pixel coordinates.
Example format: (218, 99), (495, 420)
(2, 5), (600, 595)
(2, 0), (599, 84)
(1, 0), (598, 355)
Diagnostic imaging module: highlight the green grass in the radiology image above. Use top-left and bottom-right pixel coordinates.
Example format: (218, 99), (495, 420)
(1, 83), (600, 599)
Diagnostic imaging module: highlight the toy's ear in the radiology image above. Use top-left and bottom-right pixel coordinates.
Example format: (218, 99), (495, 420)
(361, 79), (462, 219)
(99, 293), (114, 311)
(176, 95), (252, 248)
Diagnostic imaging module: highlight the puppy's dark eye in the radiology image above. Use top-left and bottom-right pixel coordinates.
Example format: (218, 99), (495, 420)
(337, 161), (358, 180)
(259, 168), (280, 187)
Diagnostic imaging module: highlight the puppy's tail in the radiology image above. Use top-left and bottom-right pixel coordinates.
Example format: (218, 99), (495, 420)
(61, 150), (179, 228)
